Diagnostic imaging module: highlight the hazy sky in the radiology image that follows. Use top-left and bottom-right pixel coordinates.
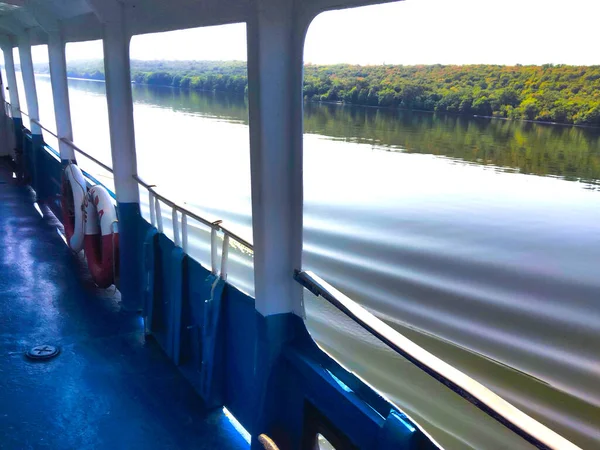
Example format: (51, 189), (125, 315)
(23, 0), (600, 66)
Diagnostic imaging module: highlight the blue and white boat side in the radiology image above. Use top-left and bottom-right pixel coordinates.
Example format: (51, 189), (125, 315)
(0, 0), (583, 449)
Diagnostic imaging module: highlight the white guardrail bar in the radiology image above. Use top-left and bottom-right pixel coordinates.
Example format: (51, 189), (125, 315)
(294, 270), (581, 450)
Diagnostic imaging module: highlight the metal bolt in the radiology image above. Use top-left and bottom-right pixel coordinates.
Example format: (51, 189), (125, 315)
(25, 344), (60, 361)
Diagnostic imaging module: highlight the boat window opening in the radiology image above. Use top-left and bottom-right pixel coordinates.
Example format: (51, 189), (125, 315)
(129, 24), (253, 295)
(65, 39), (112, 183)
(11, 47), (28, 129)
(1, 52), (10, 104)
(27, 45), (59, 151)
(11, 44), (54, 135)
(301, 2), (600, 449)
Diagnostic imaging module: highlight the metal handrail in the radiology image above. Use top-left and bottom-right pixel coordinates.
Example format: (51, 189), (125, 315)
(60, 136), (114, 174)
(294, 270), (580, 450)
(4, 100), (114, 174)
(134, 174), (253, 251)
(5, 100), (252, 254)
(27, 117), (114, 174)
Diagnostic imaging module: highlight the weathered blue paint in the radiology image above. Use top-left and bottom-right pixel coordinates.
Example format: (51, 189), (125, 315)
(253, 313), (435, 449)
(222, 284), (256, 431)
(136, 219), (437, 449)
(200, 273), (226, 408)
(379, 410), (418, 449)
(21, 131), (33, 185)
(39, 145), (63, 217)
(151, 233), (176, 349)
(31, 134), (44, 196)
(12, 117), (23, 152)
(0, 161), (248, 449)
(177, 254), (212, 392)
(145, 235), (227, 409)
(251, 312), (304, 448)
(117, 201), (143, 311)
(142, 225), (159, 333)
(169, 246), (186, 364)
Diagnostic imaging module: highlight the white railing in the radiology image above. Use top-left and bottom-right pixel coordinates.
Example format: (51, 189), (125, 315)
(30, 116), (114, 173)
(295, 270), (580, 450)
(135, 174), (252, 281)
(8, 101), (253, 282)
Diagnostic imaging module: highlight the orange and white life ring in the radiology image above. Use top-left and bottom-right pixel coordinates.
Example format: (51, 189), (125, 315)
(60, 163), (86, 252)
(84, 185), (119, 288)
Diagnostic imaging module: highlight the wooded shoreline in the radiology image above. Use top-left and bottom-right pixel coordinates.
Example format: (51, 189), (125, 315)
(30, 60), (600, 127)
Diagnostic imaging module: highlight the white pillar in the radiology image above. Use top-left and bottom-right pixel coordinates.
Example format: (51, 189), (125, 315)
(2, 44), (21, 119)
(246, 0), (308, 317)
(18, 32), (41, 135)
(47, 29), (75, 161)
(88, 0), (141, 310)
(101, 8), (139, 204)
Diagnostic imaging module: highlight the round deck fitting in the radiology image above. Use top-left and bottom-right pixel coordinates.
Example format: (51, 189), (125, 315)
(25, 345), (60, 361)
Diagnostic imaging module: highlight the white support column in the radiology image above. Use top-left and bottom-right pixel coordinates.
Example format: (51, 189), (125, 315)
(18, 31), (41, 135)
(246, 0), (310, 317)
(98, 4), (139, 204)
(47, 29), (75, 162)
(2, 43), (21, 119)
(87, 0), (141, 310)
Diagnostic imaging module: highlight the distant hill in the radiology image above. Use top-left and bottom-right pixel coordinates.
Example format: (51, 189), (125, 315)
(32, 60), (600, 126)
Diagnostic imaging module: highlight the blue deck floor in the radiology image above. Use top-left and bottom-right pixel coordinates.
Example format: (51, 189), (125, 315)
(0, 160), (248, 449)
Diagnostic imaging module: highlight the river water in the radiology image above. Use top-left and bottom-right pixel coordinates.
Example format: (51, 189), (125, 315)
(16, 75), (600, 449)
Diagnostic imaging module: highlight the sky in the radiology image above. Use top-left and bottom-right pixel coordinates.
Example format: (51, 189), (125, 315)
(22, 0), (600, 66)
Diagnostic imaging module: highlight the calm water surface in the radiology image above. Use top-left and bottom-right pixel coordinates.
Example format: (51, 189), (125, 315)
(19, 75), (600, 449)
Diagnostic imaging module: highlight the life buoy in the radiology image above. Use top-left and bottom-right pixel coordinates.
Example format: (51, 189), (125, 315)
(84, 185), (119, 288)
(60, 163), (86, 252)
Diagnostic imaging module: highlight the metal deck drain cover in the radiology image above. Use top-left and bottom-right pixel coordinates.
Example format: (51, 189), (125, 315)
(25, 345), (60, 360)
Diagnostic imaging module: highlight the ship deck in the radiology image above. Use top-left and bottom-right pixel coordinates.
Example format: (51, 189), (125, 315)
(0, 158), (248, 449)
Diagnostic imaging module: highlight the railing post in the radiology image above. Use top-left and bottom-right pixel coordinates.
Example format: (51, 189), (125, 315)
(172, 209), (180, 247)
(47, 29), (75, 163)
(210, 228), (219, 275)
(155, 198), (163, 233)
(149, 190), (156, 226)
(88, 0), (141, 310)
(18, 31), (43, 196)
(220, 235), (230, 281)
(181, 214), (188, 254)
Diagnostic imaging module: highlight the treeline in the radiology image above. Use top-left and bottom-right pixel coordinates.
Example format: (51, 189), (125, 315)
(33, 60), (600, 126)
(304, 64), (600, 126)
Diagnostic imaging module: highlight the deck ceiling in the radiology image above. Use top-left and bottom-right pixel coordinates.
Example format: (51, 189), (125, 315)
(0, 0), (398, 46)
